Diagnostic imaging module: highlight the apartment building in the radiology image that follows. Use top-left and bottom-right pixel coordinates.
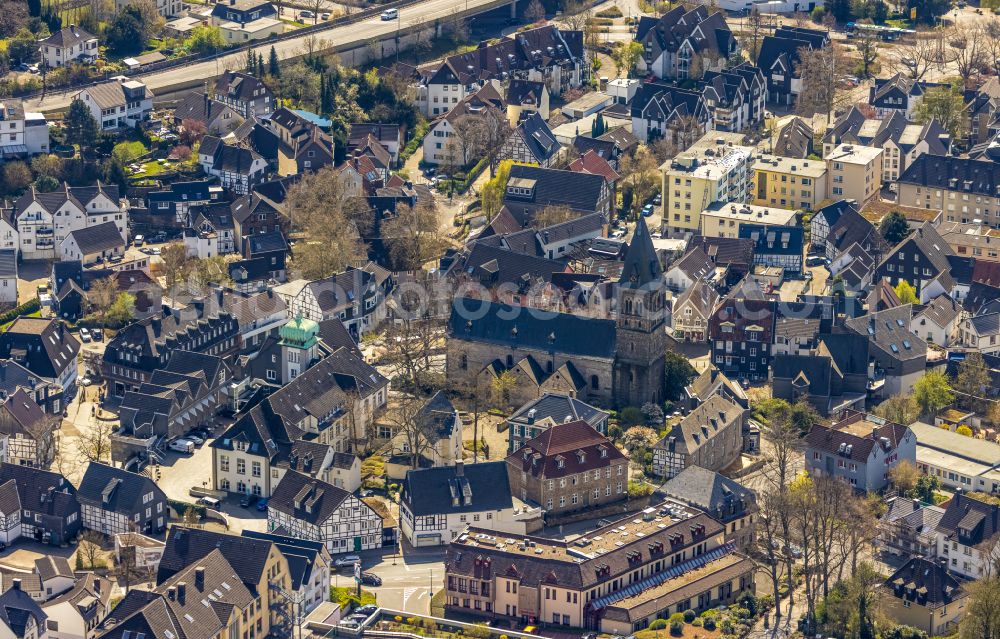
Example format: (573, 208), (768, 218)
(0, 100), (49, 158)
(444, 503), (754, 633)
(661, 134), (755, 238)
(74, 78), (154, 132)
(897, 154), (1000, 227)
(825, 143), (883, 205)
(651, 395), (744, 479)
(699, 202), (796, 239)
(935, 491), (1000, 579)
(937, 221), (1000, 261)
(752, 155), (828, 211)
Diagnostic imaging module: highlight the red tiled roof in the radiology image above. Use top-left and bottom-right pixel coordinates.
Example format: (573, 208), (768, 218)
(568, 150), (620, 184)
(506, 420), (626, 479)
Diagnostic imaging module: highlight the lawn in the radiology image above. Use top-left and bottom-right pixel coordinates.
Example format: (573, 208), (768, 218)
(0, 310), (41, 331)
(636, 627), (721, 639)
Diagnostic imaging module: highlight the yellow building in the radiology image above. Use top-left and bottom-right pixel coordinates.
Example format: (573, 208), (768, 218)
(700, 201), (798, 239)
(825, 143), (883, 205)
(752, 155), (828, 211)
(881, 558), (967, 636)
(661, 133), (755, 238)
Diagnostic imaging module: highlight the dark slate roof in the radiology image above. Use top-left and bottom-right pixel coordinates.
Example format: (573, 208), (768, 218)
(738, 224), (804, 257)
(0, 583), (46, 637)
(620, 217), (663, 287)
(448, 298), (617, 359)
(688, 235), (754, 267)
(0, 481), (19, 517)
(0, 464), (78, 521)
(173, 92), (236, 126)
(246, 231), (287, 255)
(402, 461), (513, 517)
(269, 471), (369, 526)
(66, 221), (124, 255)
(76, 462), (164, 516)
(936, 492), (1000, 545)
(157, 526), (273, 589)
(448, 242), (566, 286)
(40, 25), (95, 47)
(415, 391), (458, 442)
(14, 182), (120, 217)
(773, 117), (813, 158)
(215, 70), (272, 103)
(845, 305), (925, 362)
(898, 154), (1000, 198)
(504, 165), (607, 214)
(816, 332), (869, 377)
(659, 466), (756, 524)
(0, 318), (80, 380)
(884, 557), (963, 607)
(508, 393), (608, 428)
(240, 531), (324, 592)
(514, 112), (560, 164)
(772, 354), (833, 396)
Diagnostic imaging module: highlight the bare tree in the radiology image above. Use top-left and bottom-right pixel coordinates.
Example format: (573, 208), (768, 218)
(534, 204), (576, 228)
(88, 276), (119, 319)
(450, 114), (488, 168)
(482, 111), (512, 178)
(619, 146), (659, 219)
(77, 531), (105, 569)
(795, 42), (851, 123)
(525, 0), (546, 23)
(115, 533), (144, 594)
(382, 199), (442, 272)
(854, 27), (880, 79)
(890, 30), (939, 80)
(743, 7), (766, 64)
(949, 23), (987, 89)
(77, 418), (115, 464)
(561, 0), (590, 31)
(383, 312), (443, 392)
(385, 393), (435, 470)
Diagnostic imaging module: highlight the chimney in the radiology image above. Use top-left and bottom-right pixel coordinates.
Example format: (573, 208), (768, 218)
(11, 579), (20, 591)
(93, 579), (101, 595)
(177, 582), (186, 605)
(455, 461), (464, 477)
(167, 587), (176, 601)
(872, 427), (879, 440)
(195, 567), (205, 590)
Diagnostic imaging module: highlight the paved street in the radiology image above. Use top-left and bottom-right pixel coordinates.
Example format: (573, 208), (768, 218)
(349, 545), (446, 614)
(25, 0), (515, 114)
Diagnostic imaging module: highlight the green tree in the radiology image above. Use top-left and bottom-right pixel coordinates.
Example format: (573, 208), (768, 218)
(105, 293), (136, 326)
(880, 211), (910, 245)
(664, 351), (697, 400)
(65, 98), (100, 148)
(481, 160), (514, 218)
(111, 141), (146, 164)
(912, 473), (939, 503)
(611, 41), (644, 78)
(269, 45), (281, 77)
(827, 0), (855, 21)
(619, 406), (644, 427)
(954, 351), (991, 412)
(873, 394), (921, 426)
(34, 175), (59, 192)
(907, 0), (951, 24)
(894, 280), (919, 304)
(914, 85), (967, 138)
(788, 401), (821, 434)
(106, 6), (148, 55)
(913, 370), (954, 417)
(8, 28), (40, 65)
(959, 571), (1000, 639)
(187, 25), (224, 55)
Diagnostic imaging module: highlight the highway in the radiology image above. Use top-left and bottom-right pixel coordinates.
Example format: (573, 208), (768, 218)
(24, 0), (514, 114)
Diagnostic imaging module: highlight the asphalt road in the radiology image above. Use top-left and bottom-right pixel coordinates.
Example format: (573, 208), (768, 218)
(25, 0), (511, 114)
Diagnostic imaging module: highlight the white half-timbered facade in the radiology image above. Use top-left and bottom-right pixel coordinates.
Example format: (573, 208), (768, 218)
(77, 463), (167, 536)
(267, 471), (381, 555)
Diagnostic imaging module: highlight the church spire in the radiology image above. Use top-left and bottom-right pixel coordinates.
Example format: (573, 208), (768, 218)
(618, 216), (663, 287)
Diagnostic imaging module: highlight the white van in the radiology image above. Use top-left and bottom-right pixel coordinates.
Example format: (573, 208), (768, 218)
(199, 496), (221, 510)
(169, 439), (194, 454)
(380, 8), (398, 20)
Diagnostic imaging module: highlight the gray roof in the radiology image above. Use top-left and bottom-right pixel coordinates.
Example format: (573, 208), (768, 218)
(845, 305), (926, 362)
(0, 251), (16, 279)
(654, 395), (742, 455)
(659, 466), (756, 523)
(77, 462), (163, 516)
(968, 311), (1000, 336)
(915, 294), (960, 328)
(40, 25), (95, 48)
(402, 461), (513, 517)
(269, 471), (374, 526)
(508, 393), (608, 428)
(66, 221), (123, 255)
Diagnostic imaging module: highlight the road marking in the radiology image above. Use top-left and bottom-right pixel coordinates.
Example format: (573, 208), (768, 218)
(402, 587), (418, 608)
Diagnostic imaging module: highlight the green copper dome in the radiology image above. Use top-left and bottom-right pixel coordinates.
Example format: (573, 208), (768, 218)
(279, 315), (320, 349)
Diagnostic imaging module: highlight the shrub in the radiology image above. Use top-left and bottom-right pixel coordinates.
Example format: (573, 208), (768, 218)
(595, 6), (623, 17)
(670, 621), (684, 636)
(683, 609), (696, 623)
(669, 612), (686, 624)
(691, 618), (703, 627)
(956, 425), (973, 437)
(649, 619), (668, 630)
(0, 298), (41, 327)
(702, 618), (717, 631)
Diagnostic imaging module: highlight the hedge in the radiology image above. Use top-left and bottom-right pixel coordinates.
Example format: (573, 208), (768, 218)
(400, 119), (429, 162)
(168, 499), (206, 520)
(330, 586), (376, 611)
(0, 298), (41, 326)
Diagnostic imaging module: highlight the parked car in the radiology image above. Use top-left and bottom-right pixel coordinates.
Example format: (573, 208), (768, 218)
(320, 11), (330, 19)
(91, 328), (104, 341)
(79, 328), (92, 342)
(239, 494), (259, 508)
(652, 194), (662, 206)
(641, 204), (653, 217)
(805, 255), (826, 267)
(198, 496), (221, 510)
(355, 605), (378, 616)
(360, 572), (382, 586)
(380, 7), (398, 19)
(185, 434), (205, 446)
(348, 614), (370, 623)
(340, 620), (361, 630)
(133, 234), (144, 246)
(256, 498), (268, 512)
(299, 9), (313, 17)
(169, 439), (195, 454)
(334, 554), (361, 567)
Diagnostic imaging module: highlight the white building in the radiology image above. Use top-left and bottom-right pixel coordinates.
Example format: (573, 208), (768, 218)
(399, 462), (541, 547)
(386, 391), (463, 480)
(699, 201), (797, 239)
(934, 491), (1000, 580)
(39, 26), (97, 68)
(0, 251), (16, 305)
(12, 182), (127, 261)
(40, 574), (111, 639)
(116, 0), (182, 18)
(267, 471), (382, 555)
(74, 78), (154, 132)
(0, 101), (49, 159)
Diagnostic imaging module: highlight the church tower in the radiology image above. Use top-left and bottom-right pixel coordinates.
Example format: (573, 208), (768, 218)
(279, 315), (320, 384)
(613, 217), (666, 408)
